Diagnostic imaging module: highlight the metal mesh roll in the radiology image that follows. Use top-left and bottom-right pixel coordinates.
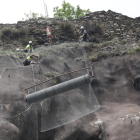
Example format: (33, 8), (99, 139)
(26, 74), (90, 103)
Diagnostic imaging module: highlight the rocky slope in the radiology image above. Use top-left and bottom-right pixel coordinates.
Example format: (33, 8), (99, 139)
(0, 41), (139, 140)
(0, 10), (140, 140)
(0, 10), (140, 46)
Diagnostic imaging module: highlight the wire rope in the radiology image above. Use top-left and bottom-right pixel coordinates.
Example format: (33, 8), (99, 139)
(10, 51), (21, 67)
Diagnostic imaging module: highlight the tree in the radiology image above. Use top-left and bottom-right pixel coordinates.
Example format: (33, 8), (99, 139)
(53, 1), (91, 20)
(22, 11), (45, 21)
(76, 5), (91, 19)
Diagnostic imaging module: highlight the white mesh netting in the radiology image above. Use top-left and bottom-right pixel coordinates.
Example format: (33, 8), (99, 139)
(0, 44), (100, 139)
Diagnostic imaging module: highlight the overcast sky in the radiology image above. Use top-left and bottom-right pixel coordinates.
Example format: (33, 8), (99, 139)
(0, 0), (140, 24)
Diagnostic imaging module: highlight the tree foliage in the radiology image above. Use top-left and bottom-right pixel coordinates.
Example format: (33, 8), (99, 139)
(22, 11), (45, 21)
(53, 1), (91, 20)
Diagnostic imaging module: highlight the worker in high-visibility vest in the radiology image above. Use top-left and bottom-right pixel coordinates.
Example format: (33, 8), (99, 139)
(23, 55), (38, 66)
(46, 27), (52, 46)
(24, 41), (33, 53)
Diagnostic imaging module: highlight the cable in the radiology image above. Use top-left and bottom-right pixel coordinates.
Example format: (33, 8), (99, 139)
(1, 34), (22, 49)
(31, 65), (36, 92)
(7, 52), (18, 67)
(10, 51), (21, 67)
(3, 103), (33, 119)
(0, 64), (37, 119)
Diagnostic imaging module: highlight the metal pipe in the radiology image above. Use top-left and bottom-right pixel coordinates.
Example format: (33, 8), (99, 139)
(26, 74), (91, 103)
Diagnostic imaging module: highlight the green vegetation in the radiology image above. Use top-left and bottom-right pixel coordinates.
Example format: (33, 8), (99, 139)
(135, 47), (140, 51)
(90, 54), (99, 61)
(126, 46), (140, 55)
(22, 11), (45, 21)
(53, 0), (91, 20)
(1, 28), (12, 43)
(84, 22), (103, 36)
(0, 27), (34, 45)
(59, 22), (74, 35)
(20, 36), (35, 45)
(83, 21), (104, 42)
(1, 28), (11, 38)
(44, 71), (60, 77)
(74, 57), (82, 61)
(127, 47), (137, 55)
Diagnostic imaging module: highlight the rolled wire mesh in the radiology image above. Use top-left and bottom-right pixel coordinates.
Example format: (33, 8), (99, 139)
(26, 74), (91, 103)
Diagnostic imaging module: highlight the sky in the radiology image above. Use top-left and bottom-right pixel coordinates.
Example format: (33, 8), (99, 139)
(0, 0), (140, 24)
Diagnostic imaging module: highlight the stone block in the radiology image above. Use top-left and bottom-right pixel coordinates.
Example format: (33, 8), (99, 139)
(99, 15), (105, 18)
(34, 29), (43, 34)
(115, 17), (120, 20)
(116, 29), (121, 31)
(44, 43), (49, 46)
(93, 17), (97, 20)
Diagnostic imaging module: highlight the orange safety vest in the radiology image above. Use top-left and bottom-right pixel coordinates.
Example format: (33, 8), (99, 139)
(46, 27), (51, 38)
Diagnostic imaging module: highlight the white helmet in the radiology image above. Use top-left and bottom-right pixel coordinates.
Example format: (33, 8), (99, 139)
(80, 26), (84, 29)
(29, 41), (32, 44)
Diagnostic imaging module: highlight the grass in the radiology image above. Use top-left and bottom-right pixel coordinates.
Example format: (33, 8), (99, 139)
(74, 57), (82, 61)
(90, 54), (99, 61)
(44, 71), (60, 77)
(99, 51), (110, 57)
(135, 47), (140, 51)
(1, 27), (28, 44)
(126, 47), (136, 55)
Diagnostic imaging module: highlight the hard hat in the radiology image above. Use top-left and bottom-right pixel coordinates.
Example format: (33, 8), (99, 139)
(29, 41), (32, 44)
(80, 26), (84, 29)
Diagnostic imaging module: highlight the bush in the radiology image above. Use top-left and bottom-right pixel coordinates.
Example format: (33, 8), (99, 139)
(18, 29), (26, 38)
(83, 22), (103, 36)
(1, 27), (28, 44)
(83, 22), (104, 42)
(20, 36), (35, 45)
(126, 47), (136, 55)
(59, 22), (74, 35)
(11, 30), (19, 40)
(11, 29), (27, 40)
(1, 28), (12, 37)
(1, 28), (12, 42)
(90, 54), (98, 61)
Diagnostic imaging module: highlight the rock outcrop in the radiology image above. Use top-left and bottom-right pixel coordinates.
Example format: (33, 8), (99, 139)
(0, 10), (140, 46)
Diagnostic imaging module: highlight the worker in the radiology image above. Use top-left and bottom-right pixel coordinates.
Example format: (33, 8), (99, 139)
(24, 41), (33, 53)
(46, 26), (52, 46)
(23, 55), (38, 66)
(79, 26), (89, 42)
